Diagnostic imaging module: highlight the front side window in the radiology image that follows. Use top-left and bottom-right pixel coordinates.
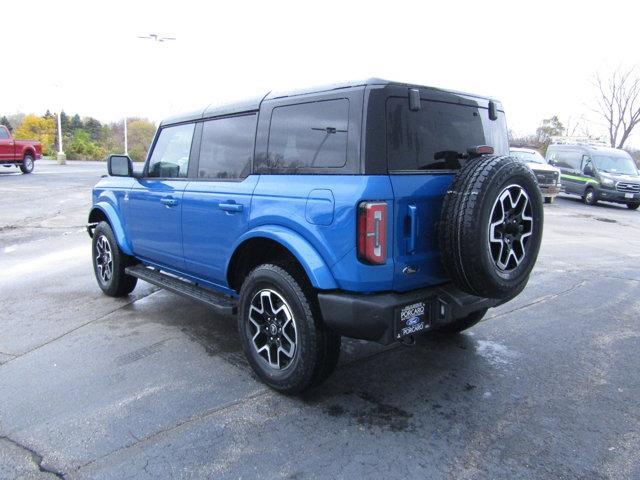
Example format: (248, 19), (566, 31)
(0, 128), (9, 140)
(264, 99), (349, 172)
(147, 123), (195, 178)
(387, 97), (509, 171)
(198, 114), (256, 179)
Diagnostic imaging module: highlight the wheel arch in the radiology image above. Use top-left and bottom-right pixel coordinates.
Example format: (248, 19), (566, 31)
(88, 203), (134, 256)
(226, 226), (338, 293)
(22, 147), (35, 159)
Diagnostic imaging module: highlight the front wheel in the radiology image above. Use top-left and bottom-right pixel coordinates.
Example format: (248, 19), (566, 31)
(627, 202), (639, 210)
(20, 154), (34, 174)
(584, 187), (597, 206)
(92, 221), (138, 296)
(238, 264), (341, 394)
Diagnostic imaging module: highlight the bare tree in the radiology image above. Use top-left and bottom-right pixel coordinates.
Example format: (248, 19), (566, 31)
(594, 66), (640, 149)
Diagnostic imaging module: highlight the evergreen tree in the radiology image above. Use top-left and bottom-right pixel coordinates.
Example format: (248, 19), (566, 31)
(0, 116), (12, 132)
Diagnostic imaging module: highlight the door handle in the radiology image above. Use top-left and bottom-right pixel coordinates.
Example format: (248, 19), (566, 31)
(219, 202), (243, 213)
(160, 196), (178, 207)
(406, 204), (418, 254)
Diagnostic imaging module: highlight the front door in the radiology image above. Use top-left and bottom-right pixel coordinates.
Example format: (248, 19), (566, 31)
(181, 113), (258, 288)
(126, 122), (195, 271)
(0, 127), (13, 162)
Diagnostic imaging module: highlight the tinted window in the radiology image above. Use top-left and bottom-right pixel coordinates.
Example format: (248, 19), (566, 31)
(198, 115), (256, 179)
(0, 128), (9, 139)
(265, 99), (349, 171)
(147, 123), (195, 178)
(387, 97), (509, 171)
(549, 149), (581, 169)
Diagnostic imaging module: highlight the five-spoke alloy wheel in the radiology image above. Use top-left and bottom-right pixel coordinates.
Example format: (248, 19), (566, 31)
(488, 185), (534, 272)
(95, 235), (114, 284)
(248, 289), (298, 370)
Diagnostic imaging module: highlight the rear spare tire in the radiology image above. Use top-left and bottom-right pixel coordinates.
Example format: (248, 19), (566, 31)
(439, 155), (543, 299)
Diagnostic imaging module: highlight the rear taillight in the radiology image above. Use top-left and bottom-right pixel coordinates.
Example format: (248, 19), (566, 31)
(357, 201), (387, 265)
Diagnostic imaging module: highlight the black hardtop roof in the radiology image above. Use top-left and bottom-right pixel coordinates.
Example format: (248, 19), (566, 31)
(160, 78), (501, 126)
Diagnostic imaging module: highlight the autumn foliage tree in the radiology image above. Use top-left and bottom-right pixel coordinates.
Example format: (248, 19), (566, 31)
(13, 115), (57, 156)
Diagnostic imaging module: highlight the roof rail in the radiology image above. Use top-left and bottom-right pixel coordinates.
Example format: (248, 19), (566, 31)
(550, 136), (609, 147)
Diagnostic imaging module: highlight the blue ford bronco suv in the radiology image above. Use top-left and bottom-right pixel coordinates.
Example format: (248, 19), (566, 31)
(88, 79), (543, 393)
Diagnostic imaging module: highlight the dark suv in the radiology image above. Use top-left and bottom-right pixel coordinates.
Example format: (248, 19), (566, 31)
(88, 79), (544, 393)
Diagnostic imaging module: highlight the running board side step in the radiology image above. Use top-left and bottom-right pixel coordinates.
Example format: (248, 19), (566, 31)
(125, 265), (237, 315)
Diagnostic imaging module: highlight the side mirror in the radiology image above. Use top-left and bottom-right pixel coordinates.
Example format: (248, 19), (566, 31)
(108, 154), (133, 177)
(583, 163), (595, 176)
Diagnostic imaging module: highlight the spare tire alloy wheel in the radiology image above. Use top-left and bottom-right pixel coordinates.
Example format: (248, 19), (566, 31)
(248, 289), (297, 370)
(95, 234), (113, 285)
(439, 155), (544, 300)
(488, 185), (533, 272)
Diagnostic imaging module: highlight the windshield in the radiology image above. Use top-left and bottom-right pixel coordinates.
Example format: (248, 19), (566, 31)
(593, 154), (639, 176)
(386, 97), (509, 171)
(510, 150), (546, 164)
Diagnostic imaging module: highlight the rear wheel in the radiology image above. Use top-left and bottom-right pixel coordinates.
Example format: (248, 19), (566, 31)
(584, 187), (597, 206)
(92, 221), (137, 296)
(20, 154), (34, 174)
(544, 196), (554, 204)
(627, 202), (640, 210)
(238, 264), (341, 394)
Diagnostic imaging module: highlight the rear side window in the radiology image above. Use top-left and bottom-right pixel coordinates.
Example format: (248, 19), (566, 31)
(387, 97), (509, 171)
(0, 128), (9, 139)
(147, 123), (195, 178)
(198, 114), (256, 179)
(265, 99), (349, 172)
(549, 149), (581, 169)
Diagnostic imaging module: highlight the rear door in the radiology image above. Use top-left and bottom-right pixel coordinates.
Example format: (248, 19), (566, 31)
(385, 94), (509, 291)
(550, 148), (583, 194)
(127, 122), (195, 271)
(181, 113), (258, 288)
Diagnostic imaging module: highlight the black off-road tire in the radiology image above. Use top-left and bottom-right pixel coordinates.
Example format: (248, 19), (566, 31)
(432, 309), (488, 335)
(20, 154), (34, 174)
(627, 202), (639, 210)
(438, 155), (544, 300)
(92, 221), (138, 296)
(238, 264), (341, 394)
(584, 187), (598, 206)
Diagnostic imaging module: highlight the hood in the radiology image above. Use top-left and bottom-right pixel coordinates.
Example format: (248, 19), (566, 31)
(526, 162), (560, 174)
(600, 172), (640, 182)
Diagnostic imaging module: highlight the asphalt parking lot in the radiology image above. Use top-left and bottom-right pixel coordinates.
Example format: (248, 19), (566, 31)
(1, 160), (639, 479)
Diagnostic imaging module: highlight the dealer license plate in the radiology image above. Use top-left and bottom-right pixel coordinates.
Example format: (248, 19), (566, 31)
(625, 193), (634, 199)
(396, 301), (428, 339)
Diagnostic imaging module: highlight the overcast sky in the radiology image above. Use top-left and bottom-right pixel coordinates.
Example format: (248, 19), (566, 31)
(3, 0), (639, 146)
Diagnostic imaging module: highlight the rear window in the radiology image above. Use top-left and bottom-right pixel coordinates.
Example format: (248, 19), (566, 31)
(386, 97), (508, 171)
(265, 99), (349, 172)
(198, 114), (256, 179)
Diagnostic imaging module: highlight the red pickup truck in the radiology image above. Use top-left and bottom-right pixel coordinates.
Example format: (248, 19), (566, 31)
(0, 125), (42, 174)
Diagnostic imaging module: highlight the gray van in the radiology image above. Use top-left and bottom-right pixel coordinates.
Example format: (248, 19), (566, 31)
(546, 144), (640, 209)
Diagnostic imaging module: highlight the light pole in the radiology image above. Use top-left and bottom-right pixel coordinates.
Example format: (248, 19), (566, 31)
(57, 111), (66, 164)
(124, 116), (128, 156)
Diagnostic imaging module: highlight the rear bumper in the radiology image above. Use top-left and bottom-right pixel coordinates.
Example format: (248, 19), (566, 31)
(317, 283), (503, 345)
